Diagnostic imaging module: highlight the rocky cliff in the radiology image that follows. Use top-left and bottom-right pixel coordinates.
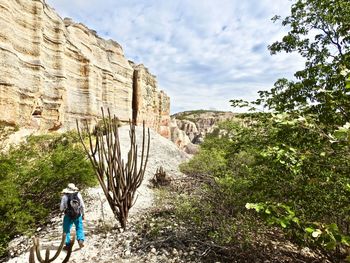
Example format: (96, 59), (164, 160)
(170, 110), (236, 152)
(131, 63), (170, 138)
(0, 0), (170, 136)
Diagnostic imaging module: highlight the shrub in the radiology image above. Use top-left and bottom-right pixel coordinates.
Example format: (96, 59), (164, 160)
(0, 131), (96, 258)
(179, 148), (227, 177)
(178, 113), (350, 257)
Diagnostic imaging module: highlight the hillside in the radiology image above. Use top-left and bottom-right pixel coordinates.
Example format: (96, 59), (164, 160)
(169, 110), (237, 150)
(171, 110), (236, 122)
(3, 124), (331, 263)
(4, 126), (189, 263)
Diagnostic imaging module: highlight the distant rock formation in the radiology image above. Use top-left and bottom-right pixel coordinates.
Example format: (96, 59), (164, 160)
(0, 0), (170, 136)
(170, 110), (236, 152)
(169, 119), (192, 150)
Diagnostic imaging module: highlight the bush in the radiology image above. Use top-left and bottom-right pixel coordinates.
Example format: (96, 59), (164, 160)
(179, 148), (227, 177)
(0, 131), (96, 258)
(178, 113), (350, 257)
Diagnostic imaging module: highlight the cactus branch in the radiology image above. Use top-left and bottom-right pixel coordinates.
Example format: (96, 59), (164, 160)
(29, 233), (74, 263)
(29, 246), (35, 263)
(76, 108), (150, 229)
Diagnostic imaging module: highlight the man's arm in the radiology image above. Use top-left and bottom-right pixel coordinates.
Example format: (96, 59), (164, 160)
(60, 195), (67, 212)
(77, 192), (85, 216)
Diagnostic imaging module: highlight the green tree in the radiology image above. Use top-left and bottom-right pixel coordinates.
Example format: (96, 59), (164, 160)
(218, 0), (350, 258)
(238, 0), (350, 125)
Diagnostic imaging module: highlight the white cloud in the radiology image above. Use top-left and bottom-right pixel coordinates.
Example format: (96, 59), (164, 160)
(46, 0), (304, 113)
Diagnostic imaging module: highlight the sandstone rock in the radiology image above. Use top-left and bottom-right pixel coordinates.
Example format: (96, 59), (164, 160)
(0, 0), (169, 135)
(171, 111), (236, 147)
(175, 119), (198, 141)
(184, 143), (200, 155)
(130, 63), (170, 138)
(169, 119), (191, 150)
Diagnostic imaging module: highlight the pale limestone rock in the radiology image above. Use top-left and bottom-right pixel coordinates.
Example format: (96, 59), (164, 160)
(175, 119), (198, 141)
(184, 143), (200, 155)
(169, 119), (191, 149)
(0, 0), (169, 134)
(130, 63), (170, 138)
(171, 111), (237, 147)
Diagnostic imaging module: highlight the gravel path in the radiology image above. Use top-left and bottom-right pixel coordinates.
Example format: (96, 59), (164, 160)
(4, 126), (189, 263)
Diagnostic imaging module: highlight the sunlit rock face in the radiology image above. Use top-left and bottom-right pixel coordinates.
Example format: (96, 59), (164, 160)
(169, 119), (191, 150)
(131, 63), (170, 138)
(170, 111), (237, 146)
(0, 0), (170, 135)
(175, 119), (198, 142)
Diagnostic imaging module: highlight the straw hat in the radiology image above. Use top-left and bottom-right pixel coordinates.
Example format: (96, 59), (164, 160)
(62, 183), (79, 194)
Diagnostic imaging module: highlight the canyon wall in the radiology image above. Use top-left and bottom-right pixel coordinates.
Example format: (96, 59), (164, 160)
(170, 111), (237, 153)
(131, 63), (170, 138)
(0, 0), (170, 136)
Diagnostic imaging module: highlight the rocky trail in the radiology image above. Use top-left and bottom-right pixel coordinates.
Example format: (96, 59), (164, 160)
(4, 126), (190, 263)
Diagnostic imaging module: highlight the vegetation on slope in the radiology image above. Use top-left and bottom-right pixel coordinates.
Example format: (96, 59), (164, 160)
(0, 131), (96, 258)
(171, 109), (231, 122)
(178, 114), (350, 260)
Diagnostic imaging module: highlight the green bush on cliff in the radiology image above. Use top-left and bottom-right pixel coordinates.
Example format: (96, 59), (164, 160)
(0, 131), (96, 258)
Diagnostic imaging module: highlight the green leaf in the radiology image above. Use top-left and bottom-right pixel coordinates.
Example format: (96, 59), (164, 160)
(327, 223), (339, 232)
(245, 203), (254, 210)
(280, 220), (287, 228)
(245, 203), (264, 212)
(305, 227), (314, 234)
(292, 217), (300, 225)
(341, 236), (350, 246)
(346, 82), (350, 90)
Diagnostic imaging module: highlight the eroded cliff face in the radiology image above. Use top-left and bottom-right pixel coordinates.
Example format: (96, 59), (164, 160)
(131, 63), (170, 138)
(0, 0), (170, 136)
(170, 111), (237, 150)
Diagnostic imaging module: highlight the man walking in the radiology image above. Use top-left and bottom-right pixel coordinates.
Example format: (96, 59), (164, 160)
(60, 183), (85, 249)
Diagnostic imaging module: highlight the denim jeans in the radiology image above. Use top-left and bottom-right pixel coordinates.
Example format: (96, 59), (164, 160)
(63, 214), (85, 245)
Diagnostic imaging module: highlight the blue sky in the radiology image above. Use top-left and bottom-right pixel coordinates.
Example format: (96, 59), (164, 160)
(46, 0), (304, 114)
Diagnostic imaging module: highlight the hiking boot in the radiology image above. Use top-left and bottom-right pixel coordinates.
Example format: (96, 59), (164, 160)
(78, 240), (84, 248)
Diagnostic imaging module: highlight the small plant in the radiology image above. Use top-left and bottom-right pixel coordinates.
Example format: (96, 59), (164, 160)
(151, 166), (171, 187)
(93, 118), (121, 135)
(246, 202), (350, 253)
(0, 121), (19, 151)
(95, 220), (115, 236)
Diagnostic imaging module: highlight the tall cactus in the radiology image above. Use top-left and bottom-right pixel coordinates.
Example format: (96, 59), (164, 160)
(76, 108), (150, 229)
(29, 233), (75, 263)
